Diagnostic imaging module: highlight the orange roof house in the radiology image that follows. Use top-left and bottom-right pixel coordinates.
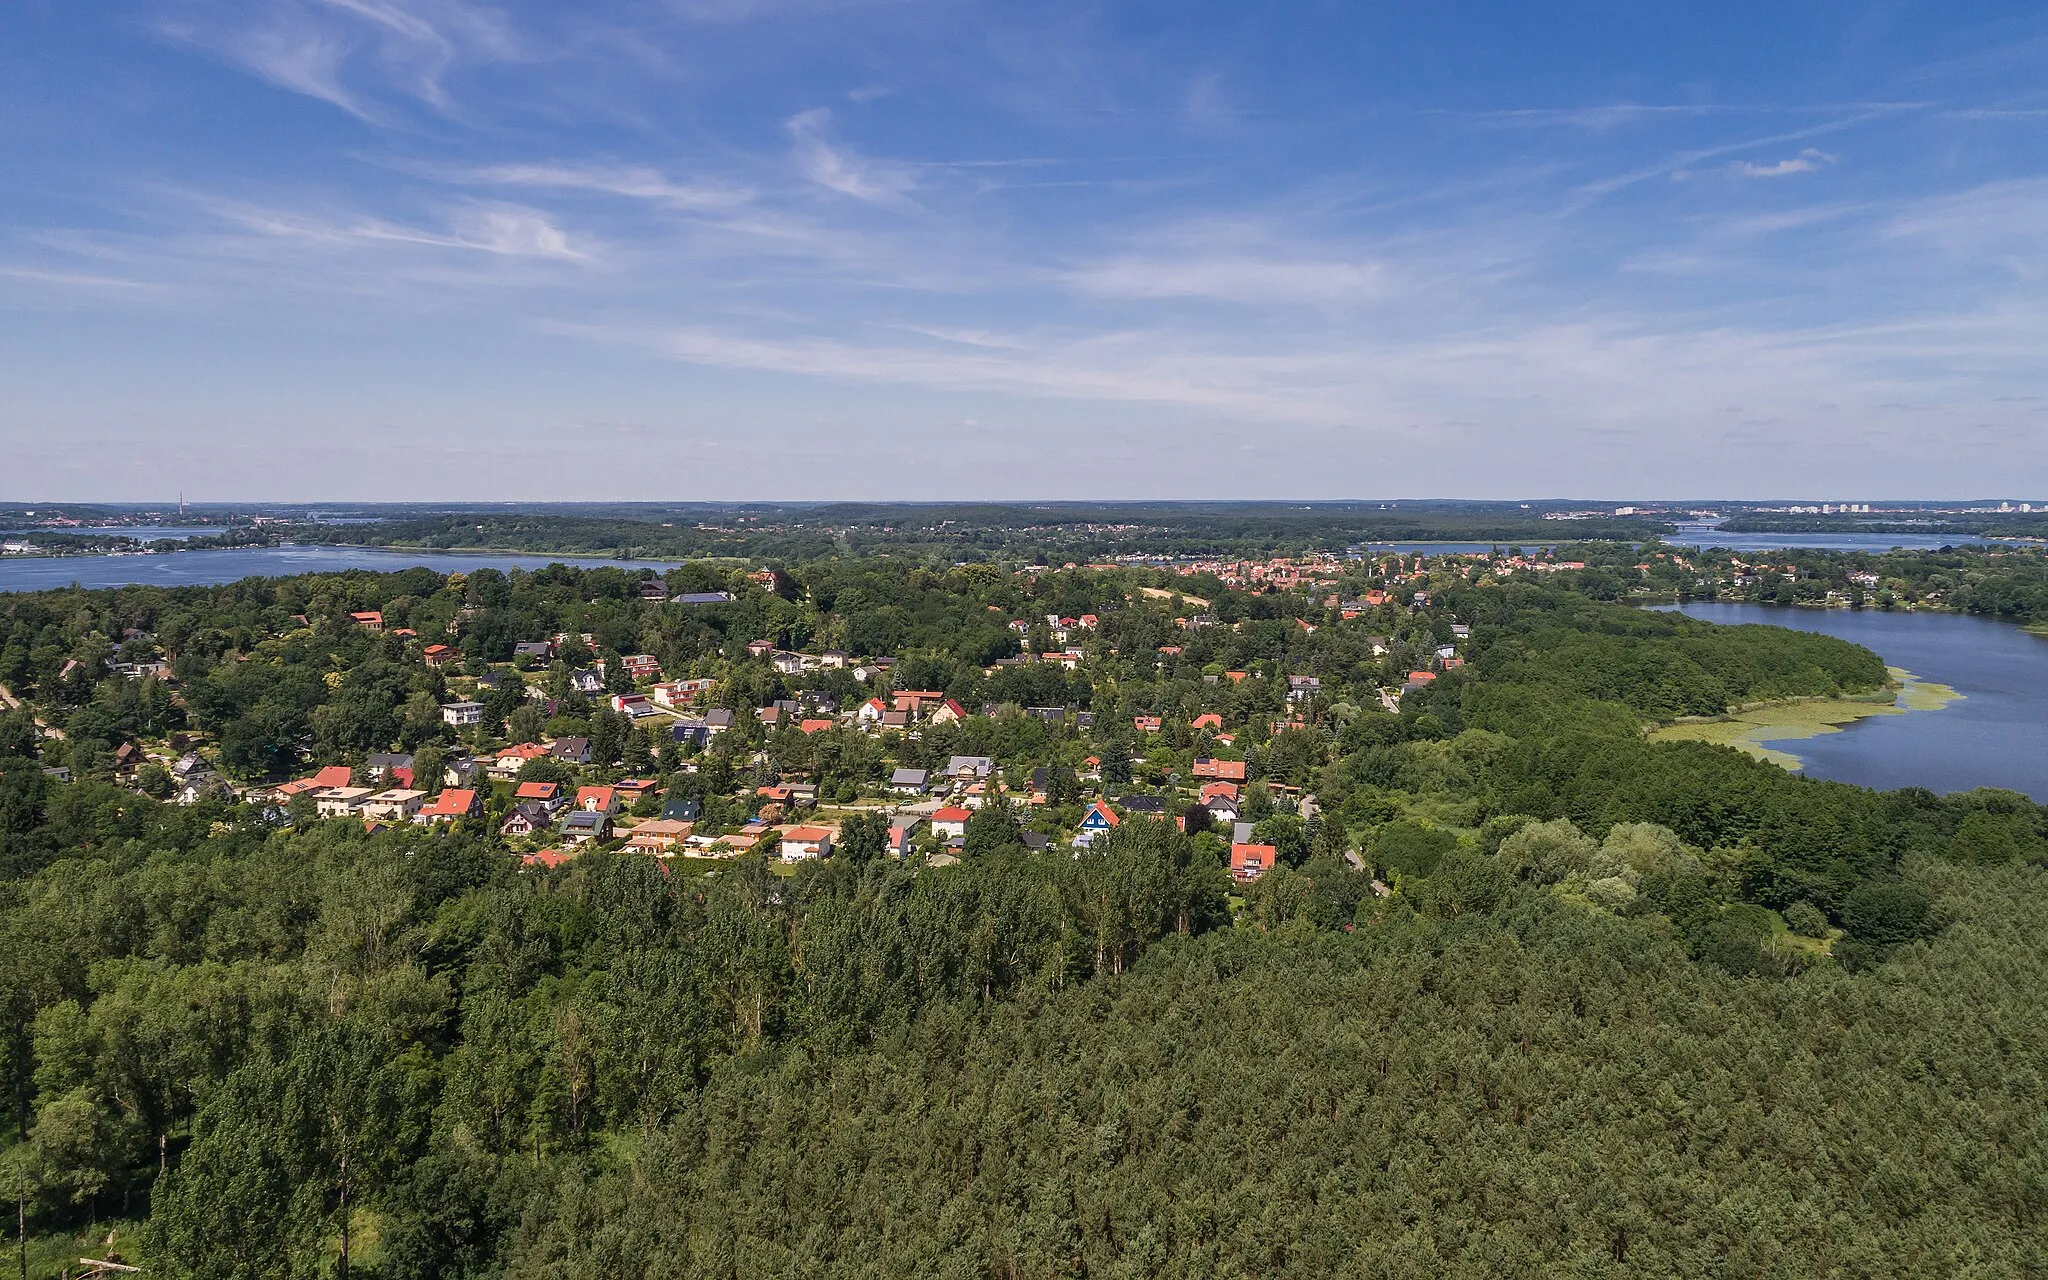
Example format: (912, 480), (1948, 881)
(1193, 758), (1248, 782)
(350, 611), (384, 631)
(416, 789), (481, 822)
(1190, 713), (1223, 731)
(1230, 843), (1278, 882)
(576, 786), (618, 814)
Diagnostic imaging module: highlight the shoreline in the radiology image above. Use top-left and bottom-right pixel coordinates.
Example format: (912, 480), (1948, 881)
(1648, 667), (1962, 769)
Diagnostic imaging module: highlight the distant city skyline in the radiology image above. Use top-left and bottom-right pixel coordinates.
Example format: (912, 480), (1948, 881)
(4, 1), (2048, 499)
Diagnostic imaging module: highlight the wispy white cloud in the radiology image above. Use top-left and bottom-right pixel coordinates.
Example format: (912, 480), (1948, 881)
(1731, 148), (1836, 178)
(159, 0), (523, 120)
(1066, 253), (1383, 304)
(208, 197), (592, 262)
(787, 108), (919, 206)
(0, 266), (166, 291)
(415, 161), (753, 210)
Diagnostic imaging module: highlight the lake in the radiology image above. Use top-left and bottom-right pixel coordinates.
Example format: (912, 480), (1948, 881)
(1674, 603), (2048, 800)
(1666, 525), (1996, 554)
(2, 525), (228, 541)
(0, 545), (687, 593)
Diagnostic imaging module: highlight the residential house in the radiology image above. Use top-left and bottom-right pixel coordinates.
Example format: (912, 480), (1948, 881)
(624, 819), (692, 855)
(818, 650), (850, 669)
(1287, 676), (1321, 702)
(1133, 715), (1163, 734)
(946, 755), (994, 781)
(887, 815), (925, 857)
(492, 742), (550, 779)
(359, 789), (426, 822)
(561, 810), (610, 845)
(928, 698), (968, 726)
(779, 825), (834, 861)
(857, 697), (889, 726)
(622, 654), (662, 681)
(1026, 706), (1066, 724)
(1205, 793), (1240, 825)
(893, 690), (947, 717)
(674, 591), (734, 605)
(316, 787), (376, 819)
(500, 803), (553, 838)
(890, 767), (930, 795)
(1230, 842), (1279, 883)
(308, 764), (355, 791)
(611, 693), (654, 716)
(702, 708), (735, 736)
(415, 789), (481, 823)
(1073, 801), (1120, 848)
(638, 578), (669, 603)
(441, 701), (485, 727)
(614, 778), (659, 805)
(551, 737), (592, 765)
(515, 780), (564, 812)
(1192, 758), (1248, 782)
(521, 849), (575, 870)
(422, 643), (456, 668)
(363, 752), (414, 783)
(771, 651), (805, 675)
(746, 639), (775, 658)
(270, 777), (325, 803)
(1115, 794), (1167, 817)
(1190, 713), (1223, 732)
(569, 668), (605, 695)
(575, 785), (618, 815)
(661, 794), (702, 824)
(930, 807), (972, 839)
(652, 678), (715, 708)
(881, 710), (910, 730)
(350, 611), (384, 631)
(512, 641), (553, 662)
(670, 718), (714, 747)
(799, 718), (835, 734)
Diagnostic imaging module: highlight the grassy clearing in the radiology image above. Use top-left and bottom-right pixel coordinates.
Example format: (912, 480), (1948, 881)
(1649, 667), (1962, 770)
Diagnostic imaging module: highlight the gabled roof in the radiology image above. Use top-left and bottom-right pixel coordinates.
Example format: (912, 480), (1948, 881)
(418, 789), (477, 818)
(311, 765), (354, 789)
(931, 806), (973, 823)
(1080, 802), (1119, 828)
(516, 781), (561, 800)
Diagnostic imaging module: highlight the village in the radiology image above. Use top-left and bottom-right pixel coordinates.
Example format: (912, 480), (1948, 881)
(42, 553), (1499, 891)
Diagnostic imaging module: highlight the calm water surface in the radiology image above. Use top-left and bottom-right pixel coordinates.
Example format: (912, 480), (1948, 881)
(0, 545), (686, 592)
(1667, 525), (1999, 554)
(1675, 603), (2048, 800)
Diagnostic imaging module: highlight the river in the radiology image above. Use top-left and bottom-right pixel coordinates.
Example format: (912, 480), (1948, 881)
(1674, 603), (2048, 800)
(0, 545), (687, 593)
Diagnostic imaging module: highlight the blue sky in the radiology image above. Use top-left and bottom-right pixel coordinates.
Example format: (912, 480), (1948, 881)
(3, 0), (2047, 501)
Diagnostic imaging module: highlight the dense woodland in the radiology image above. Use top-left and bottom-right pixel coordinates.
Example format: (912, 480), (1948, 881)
(0, 546), (2044, 1276)
(277, 504), (1670, 562)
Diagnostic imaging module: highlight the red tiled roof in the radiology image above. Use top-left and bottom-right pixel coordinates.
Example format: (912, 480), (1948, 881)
(310, 765), (355, 789)
(932, 807), (973, 823)
(419, 789), (477, 818)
